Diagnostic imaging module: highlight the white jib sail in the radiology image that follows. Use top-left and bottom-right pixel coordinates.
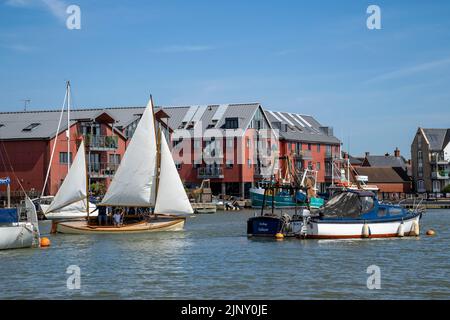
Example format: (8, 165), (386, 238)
(101, 99), (157, 207)
(154, 134), (193, 215)
(45, 140), (87, 214)
(25, 196), (40, 246)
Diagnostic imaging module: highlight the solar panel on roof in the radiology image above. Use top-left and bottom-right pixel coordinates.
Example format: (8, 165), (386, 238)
(212, 104), (228, 122)
(287, 113), (305, 127)
(268, 111), (283, 122)
(295, 114), (312, 127)
(181, 105), (200, 125)
(191, 105), (208, 124)
(276, 112), (295, 126)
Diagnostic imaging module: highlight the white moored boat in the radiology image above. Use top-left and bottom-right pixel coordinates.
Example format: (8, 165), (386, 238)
(54, 96), (193, 234)
(302, 190), (423, 239)
(0, 196), (40, 250)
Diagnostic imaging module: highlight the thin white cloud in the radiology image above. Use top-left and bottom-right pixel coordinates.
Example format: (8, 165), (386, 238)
(5, 0), (67, 22)
(0, 43), (36, 52)
(151, 45), (214, 53)
(365, 56), (450, 84)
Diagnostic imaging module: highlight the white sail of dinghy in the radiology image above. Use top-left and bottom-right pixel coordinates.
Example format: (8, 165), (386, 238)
(100, 99), (157, 207)
(154, 134), (194, 215)
(45, 140), (87, 214)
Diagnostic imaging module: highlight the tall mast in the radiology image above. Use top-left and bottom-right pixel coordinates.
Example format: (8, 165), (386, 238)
(66, 81), (71, 173)
(151, 95), (162, 206)
(84, 139), (90, 221)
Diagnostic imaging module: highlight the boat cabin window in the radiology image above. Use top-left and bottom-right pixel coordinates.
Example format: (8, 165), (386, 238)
(388, 207), (403, 216)
(360, 196), (374, 213)
(378, 207), (388, 217)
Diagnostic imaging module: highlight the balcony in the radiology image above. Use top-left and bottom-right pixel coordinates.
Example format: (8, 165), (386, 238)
(89, 162), (119, 178)
(85, 135), (118, 151)
(431, 171), (450, 180)
(197, 167), (224, 179)
(430, 155), (449, 165)
(294, 150), (312, 160)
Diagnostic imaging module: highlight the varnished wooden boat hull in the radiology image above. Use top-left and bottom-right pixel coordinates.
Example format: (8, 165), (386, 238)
(55, 216), (185, 234)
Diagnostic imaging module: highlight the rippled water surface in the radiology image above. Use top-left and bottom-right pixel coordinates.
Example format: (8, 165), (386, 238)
(0, 209), (449, 299)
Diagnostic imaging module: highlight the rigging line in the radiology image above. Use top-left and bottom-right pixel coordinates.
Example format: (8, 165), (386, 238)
(41, 88), (68, 197)
(0, 137), (26, 193)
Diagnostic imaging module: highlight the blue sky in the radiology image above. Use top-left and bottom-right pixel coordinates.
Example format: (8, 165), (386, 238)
(1, 0), (449, 157)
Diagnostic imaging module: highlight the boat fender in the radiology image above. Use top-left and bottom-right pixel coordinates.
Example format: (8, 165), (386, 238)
(275, 233), (284, 240)
(411, 221), (420, 236)
(397, 221), (404, 237)
(362, 223), (370, 238)
(426, 229), (435, 236)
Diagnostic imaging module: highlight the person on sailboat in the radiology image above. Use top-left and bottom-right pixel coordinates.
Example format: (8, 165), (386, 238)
(113, 209), (124, 227)
(97, 206), (108, 226)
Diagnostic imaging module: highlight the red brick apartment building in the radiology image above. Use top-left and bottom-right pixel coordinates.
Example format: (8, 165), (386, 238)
(0, 103), (341, 200)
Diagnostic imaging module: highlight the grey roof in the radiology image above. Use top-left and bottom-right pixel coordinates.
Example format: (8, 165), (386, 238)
(0, 103), (264, 140)
(364, 155), (407, 169)
(422, 128), (450, 151)
(265, 111), (340, 144)
(355, 167), (410, 183)
(0, 107), (145, 140)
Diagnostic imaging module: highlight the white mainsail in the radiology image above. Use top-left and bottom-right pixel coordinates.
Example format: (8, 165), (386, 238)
(154, 134), (194, 215)
(100, 99), (157, 206)
(45, 140), (87, 214)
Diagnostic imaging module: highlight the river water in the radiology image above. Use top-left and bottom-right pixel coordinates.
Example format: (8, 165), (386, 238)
(0, 209), (449, 299)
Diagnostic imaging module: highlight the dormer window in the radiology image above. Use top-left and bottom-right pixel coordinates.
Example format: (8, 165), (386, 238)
(22, 123), (40, 131)
(225, 117), (239, 129)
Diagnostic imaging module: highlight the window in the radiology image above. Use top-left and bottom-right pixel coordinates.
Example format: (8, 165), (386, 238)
(193, 163), (200, 169)
(175, 162), (182, 170)
(246, 138), (251, 148)
(248, 159), (252, 168)
(226, 160), (233, 169)
(194, 139), (201, 149)
(308, 143), (312, 151)
(226, 138), (234, 149)
(316, 162), (321, 170)
(317, 144), (320, 152)
(22, 123), (41, 131)
(0, 124), (4, 128)
(418, 135), (422, 148)
(308, 161), (313, 170)
(225, 117), (239, 129)
(109, 154), (120, 164)
(59, 152), (73, 164)
(417, 180), (425, 192)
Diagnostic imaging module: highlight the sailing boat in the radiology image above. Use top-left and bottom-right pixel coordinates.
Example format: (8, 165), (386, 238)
(54, 97), (192, 234)
(0, 194), (40, 250)
(40, 140), (97, 220)
(35, 82), (97, 220)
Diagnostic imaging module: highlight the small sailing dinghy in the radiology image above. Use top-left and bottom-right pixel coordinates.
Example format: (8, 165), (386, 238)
(0, 196), (40, 250)
(34, 82), (97, 220)
(40, 140), (97, 220)
(54, 97), (193, 234)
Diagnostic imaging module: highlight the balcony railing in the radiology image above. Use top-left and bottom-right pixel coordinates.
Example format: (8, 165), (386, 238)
(85, 135), (118, 150)
(197, 167), (224, 179)
(430, 155), (449, 164)
(89, 162), (119, 178)
(294, 150), (312, 160)
(431, 171), (450, 179)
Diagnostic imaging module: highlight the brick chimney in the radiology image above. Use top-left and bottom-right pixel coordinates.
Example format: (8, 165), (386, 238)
(394, 147), (400, 157)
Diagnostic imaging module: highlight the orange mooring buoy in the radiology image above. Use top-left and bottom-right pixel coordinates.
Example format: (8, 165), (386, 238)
(426, 229), (436, 236)
(40, 237), (51, 247)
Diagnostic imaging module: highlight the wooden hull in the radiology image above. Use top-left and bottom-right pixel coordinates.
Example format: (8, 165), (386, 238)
(55, 216), (185, 234)
(0, 223), (34, 250)
(306, 214), (421, 239)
